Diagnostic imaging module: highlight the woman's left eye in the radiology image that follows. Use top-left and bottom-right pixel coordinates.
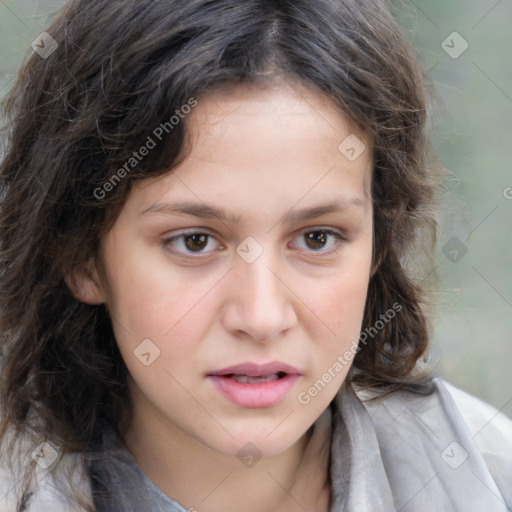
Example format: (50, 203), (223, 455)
(292, 229), (345, 253)
(163, 228), (345, 257)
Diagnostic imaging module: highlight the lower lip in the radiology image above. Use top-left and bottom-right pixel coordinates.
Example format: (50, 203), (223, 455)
(208, 375), (300, 408)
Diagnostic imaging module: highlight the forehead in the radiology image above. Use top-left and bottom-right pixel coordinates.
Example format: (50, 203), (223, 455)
(187, 81), (368, 154)
(130, 81), (372, 214)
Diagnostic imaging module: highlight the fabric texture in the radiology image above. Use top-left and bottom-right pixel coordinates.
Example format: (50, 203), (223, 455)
(1, 377), (511, 511)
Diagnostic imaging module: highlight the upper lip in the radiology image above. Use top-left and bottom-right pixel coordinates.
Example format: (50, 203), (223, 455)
(208, 361), (301, 377)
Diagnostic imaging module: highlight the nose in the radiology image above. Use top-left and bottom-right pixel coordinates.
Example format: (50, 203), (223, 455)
(221, 247), (297, 343)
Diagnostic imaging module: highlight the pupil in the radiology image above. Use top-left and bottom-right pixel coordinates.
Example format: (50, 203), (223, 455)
(185, 234), (208, 251)
(306, 231), (326, 249)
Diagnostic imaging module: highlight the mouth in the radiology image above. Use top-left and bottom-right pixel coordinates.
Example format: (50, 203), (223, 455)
(208, 361), (300, 379)
(220, 371), (288, 384)
(207, 362), (301, 408)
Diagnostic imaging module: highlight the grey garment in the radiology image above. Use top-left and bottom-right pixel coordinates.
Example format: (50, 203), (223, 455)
(85, 378), (512, 512)
(330, 379), (511, 511)
(86, 430), (188, 512)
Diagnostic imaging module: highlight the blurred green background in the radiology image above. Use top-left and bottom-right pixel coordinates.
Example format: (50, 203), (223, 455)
(0, 0), (511, 418)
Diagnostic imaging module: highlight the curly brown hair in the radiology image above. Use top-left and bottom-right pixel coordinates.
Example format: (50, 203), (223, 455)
(0, 0), (440, 509)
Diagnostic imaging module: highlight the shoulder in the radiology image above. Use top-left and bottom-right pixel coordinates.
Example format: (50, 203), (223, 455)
(0, 425), (93, 512)
(439, 378), (512, 443)
(439, 379), (512, 499)
(355, 377), (512, 442)
(355, 377), (512, 508)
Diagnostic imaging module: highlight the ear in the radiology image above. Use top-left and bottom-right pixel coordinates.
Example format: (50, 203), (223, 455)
(65, 258), (106, 305)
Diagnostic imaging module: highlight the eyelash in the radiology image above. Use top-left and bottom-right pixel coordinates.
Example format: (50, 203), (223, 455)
(161, 228), (347, 258)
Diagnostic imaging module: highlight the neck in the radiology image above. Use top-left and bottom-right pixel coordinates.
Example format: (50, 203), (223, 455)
(122, 403), (333, 512)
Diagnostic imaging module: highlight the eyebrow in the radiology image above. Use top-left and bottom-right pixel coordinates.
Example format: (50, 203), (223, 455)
(138, 196), (366, 225)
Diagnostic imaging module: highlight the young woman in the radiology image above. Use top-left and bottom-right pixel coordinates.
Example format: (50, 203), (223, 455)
(1, 1), (510, 511)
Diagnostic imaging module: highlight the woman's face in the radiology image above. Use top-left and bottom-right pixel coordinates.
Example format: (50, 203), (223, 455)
(91, 82), (373, 458)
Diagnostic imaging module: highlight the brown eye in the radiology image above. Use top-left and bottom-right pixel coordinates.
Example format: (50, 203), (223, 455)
(305, 231), (328, 250)
(163, 231), (220, 255)
(184, 234), (209, 252)
(293, 229), (345, 253)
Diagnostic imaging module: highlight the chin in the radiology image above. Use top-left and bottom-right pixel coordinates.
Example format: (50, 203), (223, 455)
(203, 420), (310, 461)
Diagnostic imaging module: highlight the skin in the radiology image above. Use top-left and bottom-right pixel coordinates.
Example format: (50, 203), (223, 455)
(72, 81), (374, 511)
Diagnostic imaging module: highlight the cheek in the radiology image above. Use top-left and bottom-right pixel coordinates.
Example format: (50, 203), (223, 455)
(304, 249), (371, 335)
(102, 238), (206, 339)
(295, 260), (370, 403)
(296, 260), (371, 393)
(307, 279), (368, 358)
(102, 260), (221, 398)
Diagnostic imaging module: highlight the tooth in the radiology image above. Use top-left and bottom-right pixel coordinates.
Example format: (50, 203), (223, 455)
(232, 373), (281, 383)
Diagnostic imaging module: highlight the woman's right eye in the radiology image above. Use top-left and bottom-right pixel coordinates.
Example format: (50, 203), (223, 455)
(162, 231), (222, 255)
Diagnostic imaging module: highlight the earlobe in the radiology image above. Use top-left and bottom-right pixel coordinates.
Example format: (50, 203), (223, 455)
(65, 259), (105, 305)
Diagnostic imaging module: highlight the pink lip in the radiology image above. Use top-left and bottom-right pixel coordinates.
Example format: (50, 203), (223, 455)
(207, 361), (301, 408)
